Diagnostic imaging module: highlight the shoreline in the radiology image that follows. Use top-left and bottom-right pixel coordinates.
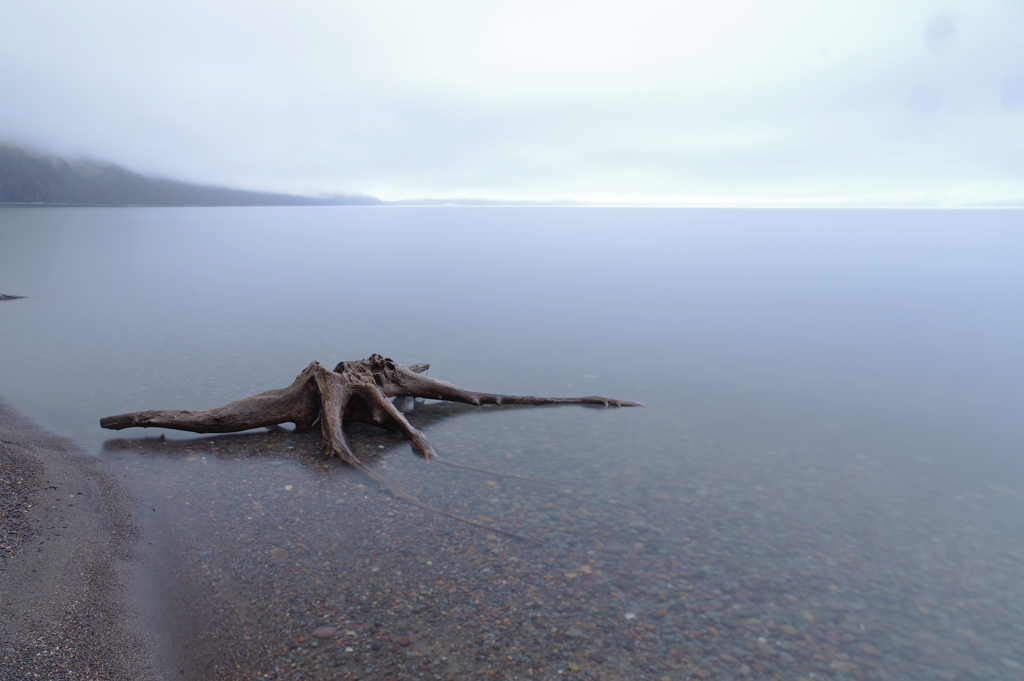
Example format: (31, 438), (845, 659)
(0, 399), (160, 680)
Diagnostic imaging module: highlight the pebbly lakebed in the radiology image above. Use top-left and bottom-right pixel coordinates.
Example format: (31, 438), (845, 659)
(2, 206), (1023, 681)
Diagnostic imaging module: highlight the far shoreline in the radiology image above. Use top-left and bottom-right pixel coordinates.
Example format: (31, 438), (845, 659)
(3, 202), (1024, 209)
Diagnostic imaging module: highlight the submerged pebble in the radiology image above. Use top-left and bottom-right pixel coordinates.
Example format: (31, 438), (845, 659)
(105, 402), (1024, 681)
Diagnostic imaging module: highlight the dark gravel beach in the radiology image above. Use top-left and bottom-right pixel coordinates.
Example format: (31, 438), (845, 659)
(99, 401), (1024, 681)
(0, 400), (159, 681)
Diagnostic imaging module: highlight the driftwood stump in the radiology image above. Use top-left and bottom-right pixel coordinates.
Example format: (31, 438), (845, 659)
(101, 354), (641, 539)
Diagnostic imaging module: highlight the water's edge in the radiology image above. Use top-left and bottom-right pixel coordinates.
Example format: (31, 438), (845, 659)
(0, 398), (175, 680)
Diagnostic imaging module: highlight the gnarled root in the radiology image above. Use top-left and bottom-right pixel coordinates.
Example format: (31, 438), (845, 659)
(101, 354), (642, 539)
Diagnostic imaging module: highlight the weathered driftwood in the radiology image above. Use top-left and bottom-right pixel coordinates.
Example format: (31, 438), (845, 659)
(101, 354), (641, 539)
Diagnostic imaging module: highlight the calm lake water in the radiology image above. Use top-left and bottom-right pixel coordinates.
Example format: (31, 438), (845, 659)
(2, 207), (1023, 681)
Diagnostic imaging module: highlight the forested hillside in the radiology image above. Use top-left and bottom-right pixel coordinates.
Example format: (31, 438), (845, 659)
(0, 144), (381, 206)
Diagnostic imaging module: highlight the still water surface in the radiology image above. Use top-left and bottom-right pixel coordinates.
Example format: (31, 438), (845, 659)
(1, 207), (1023, 680)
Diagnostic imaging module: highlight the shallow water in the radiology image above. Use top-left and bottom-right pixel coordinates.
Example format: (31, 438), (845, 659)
(2, 207), (1024, 680)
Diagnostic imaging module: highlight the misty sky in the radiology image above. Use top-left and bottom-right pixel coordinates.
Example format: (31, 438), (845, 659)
(2, 0), (1023, 205)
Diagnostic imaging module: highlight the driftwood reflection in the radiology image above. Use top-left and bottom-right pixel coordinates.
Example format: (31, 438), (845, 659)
(103, 401), (555, 540)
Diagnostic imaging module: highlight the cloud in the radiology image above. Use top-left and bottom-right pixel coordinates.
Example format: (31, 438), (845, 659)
(909, 81), (942, 114)
(1, 0), (1023, 204)
(1002, 72), (1024, 112)
(923, 12), (958, 56)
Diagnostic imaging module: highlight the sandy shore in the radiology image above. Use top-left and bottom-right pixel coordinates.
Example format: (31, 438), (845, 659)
(0, 399), (159, 681)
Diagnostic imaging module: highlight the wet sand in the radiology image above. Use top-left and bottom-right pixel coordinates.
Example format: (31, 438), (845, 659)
(0, 400), (159, 681)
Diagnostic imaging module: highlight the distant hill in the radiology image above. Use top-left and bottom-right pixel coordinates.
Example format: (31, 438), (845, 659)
(0, 144), (381, 206)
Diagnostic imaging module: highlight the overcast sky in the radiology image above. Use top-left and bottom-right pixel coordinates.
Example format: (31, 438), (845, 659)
(2, 0), (1023, 205)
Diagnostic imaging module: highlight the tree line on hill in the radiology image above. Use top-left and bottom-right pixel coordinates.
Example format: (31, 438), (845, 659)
(0, 144), (381, 206)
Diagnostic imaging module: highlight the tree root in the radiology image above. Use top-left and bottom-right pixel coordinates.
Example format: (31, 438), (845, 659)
(101, 354), (642, 539)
